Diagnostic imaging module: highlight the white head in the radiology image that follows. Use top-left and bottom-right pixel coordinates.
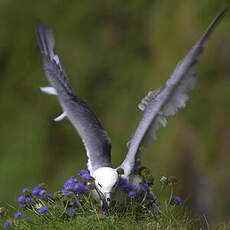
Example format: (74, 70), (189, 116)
(93, 167), (118, 206)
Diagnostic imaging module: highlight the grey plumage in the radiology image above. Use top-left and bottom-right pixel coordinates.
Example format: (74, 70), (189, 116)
(119, 7), (228, 178)
(36, 21), (112, 173)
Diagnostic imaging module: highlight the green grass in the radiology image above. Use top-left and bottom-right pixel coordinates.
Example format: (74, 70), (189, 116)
(1, 202), (196, 230)
(1, 172), (229, 230)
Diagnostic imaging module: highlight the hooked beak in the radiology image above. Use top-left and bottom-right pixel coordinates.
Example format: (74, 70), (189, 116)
(105, 192), (111, 208)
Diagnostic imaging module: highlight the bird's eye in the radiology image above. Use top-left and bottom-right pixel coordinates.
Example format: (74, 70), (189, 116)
(98, 183), (102, 188)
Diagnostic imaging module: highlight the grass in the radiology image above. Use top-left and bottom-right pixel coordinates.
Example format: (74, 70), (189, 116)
(0, 170), (229, 230)
(0, 202), (196, 230)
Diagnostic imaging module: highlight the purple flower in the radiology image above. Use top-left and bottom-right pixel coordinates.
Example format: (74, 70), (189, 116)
(69, 176), (78, 182)
(128, 184), (136, 191)
(119, 179), (129, 192)
(25, 197), (32, 203)
(39, 189), (47, 197)
(119, 179), (137, 195)
(70, 198), (78, 207)
(79, 183), (88, 194)
(146, 193), (155, 200)
(63, 182), (71, 189)
(63, 176), (78, 188)
(32, 188), (40, 196)
(102, 200), (109, 210)
(82, 188), (88, 194)
(22, 188), (29, 194)
(17, 195), (25, 203)
(81, 173), (90, 180)
(128, 190), (136, 197)
(67, 208), (75, 217)
(3, 222), (10, 228)
(119, 178), (128, 186)
(47, 193), (54, 200)
(60, 188), (70, 197)
(74, 182), (88, 194)
(172, 195), (183, 205)
(78, 169), (89, 176)
(33, 184), (41, 190)
(74, 182), (83, 190)
(141, 183), (148, 191)
(64, 184), (74, 191)
(37, 206), (48, 214)
(78, 169), (90, 180)
(25, 217), (30, 222)
(14, 211), (22, 219)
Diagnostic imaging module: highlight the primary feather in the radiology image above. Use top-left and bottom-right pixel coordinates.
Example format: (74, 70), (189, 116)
(119, 7), (228, 178)
(36, 21), (112, 174)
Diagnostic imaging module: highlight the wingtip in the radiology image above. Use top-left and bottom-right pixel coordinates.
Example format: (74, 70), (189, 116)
(218, 4), (229, 15)
(35, 19), (56, 59)
(35, 19), (42, 26)
(215, 4), (229, 23)
(35, 19), (47, 30)
(35, 19), (48, 54)
(197, 5), (228, 46)
(35, 19), (46, 35)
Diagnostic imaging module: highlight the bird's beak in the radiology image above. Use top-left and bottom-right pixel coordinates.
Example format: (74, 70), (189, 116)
(107, 199), (111, 208)
(105, 192), (111, 208)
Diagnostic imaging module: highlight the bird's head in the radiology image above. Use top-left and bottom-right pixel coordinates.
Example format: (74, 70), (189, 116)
(93, 167), (119, 207)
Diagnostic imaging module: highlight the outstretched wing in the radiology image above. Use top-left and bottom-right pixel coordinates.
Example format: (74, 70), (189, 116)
(36, 21), (112, 173)
(119, 7), (228, 177)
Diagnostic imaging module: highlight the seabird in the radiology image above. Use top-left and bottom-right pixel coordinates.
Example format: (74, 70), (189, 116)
(35, 7), (228, 207)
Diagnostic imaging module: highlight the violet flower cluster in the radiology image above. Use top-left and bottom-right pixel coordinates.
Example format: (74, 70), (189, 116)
(59, 169), (92, 217)
(17, 184), (52, 212)
(60, 170), (90, 197)
(119, 178), (137, 197)
(17, 184), (51, 213)
(2, 184), (52, 227)
(2, 170), (92, 228)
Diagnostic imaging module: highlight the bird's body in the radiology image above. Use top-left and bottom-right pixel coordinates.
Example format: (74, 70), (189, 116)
(35, 7), (228, 206)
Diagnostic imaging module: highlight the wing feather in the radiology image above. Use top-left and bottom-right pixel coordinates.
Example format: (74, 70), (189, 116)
(36, 21), (112, 173)
(119, 7), (228, 177)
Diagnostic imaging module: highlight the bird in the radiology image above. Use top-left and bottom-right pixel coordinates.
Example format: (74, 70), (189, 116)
(35, 7), (228, 207)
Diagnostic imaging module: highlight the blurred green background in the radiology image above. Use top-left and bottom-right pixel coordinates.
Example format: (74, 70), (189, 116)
(0, 0), (229, 224)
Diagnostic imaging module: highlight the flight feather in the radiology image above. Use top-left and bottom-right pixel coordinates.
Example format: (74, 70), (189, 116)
(36, 21), (112, 173)
(119, 7), (228, 177)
